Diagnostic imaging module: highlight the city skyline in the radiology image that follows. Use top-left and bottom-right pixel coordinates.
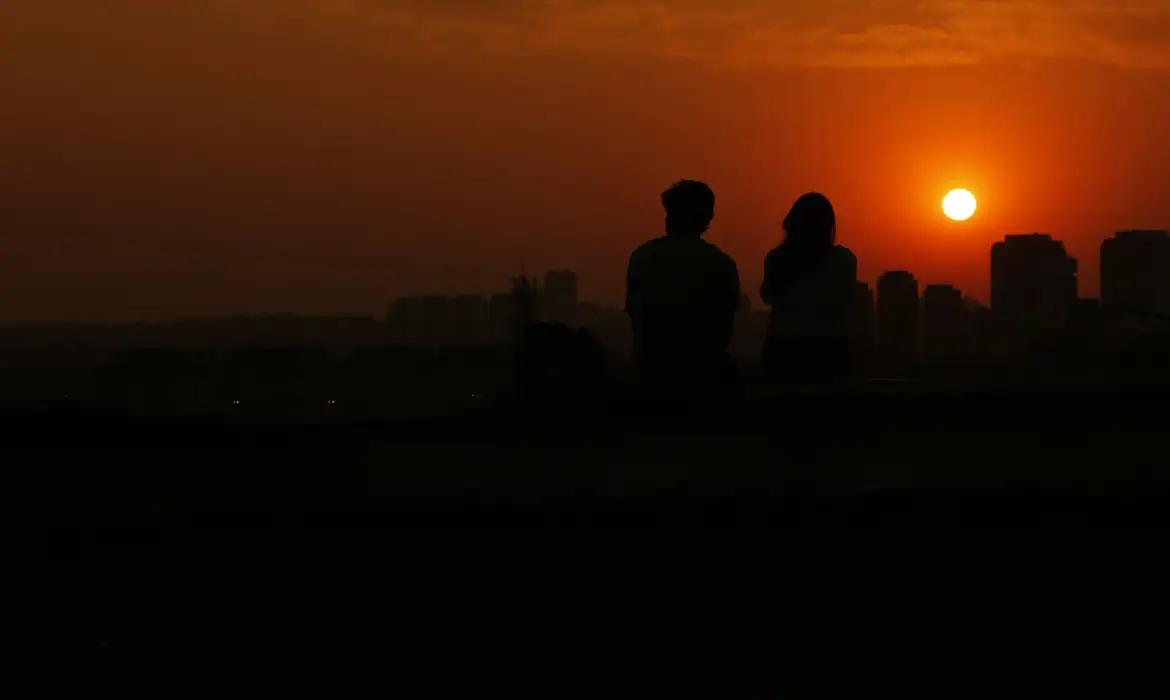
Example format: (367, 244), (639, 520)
(3, 224), (1164, 326)
(2, 221), (1165, 366)
(4, 2), (1170, 321)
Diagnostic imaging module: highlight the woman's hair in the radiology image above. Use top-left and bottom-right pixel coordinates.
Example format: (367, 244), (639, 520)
(783, 192), (836, 250)
(762, 193), (838, 301)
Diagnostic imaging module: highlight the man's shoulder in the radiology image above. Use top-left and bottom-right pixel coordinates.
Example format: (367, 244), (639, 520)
(630, 236), (738, 274)
(629, 237), (670, 263)
(702, 240), (739, 271)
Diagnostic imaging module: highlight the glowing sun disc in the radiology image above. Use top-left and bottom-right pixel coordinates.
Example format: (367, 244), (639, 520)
(943, 189), (977, 221)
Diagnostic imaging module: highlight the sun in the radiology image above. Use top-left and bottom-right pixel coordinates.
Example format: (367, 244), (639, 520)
(943, 189), (977, 221)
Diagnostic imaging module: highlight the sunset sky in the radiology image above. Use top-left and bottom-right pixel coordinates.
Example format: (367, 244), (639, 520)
(3, 1), (1170, 321)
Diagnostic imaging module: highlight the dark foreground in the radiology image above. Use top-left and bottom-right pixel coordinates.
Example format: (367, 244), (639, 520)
(10, 384), (1170, 695)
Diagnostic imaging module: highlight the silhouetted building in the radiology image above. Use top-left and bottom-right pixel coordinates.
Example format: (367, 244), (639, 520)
(489, 293), (517, 344)
(511, 275), (542, 337)
(964, 297), (994, 357)
(451, 294), (488, 344)
(421, 295), (455, 345)
(1101, 230), (1170, 317)
(877, 271), (919, 371)
(991, 233), (1077, 342)
(1068, 297), (1105, 337)
(923, 284), (966, 360)
(389, 295), (489, 345)
(847, 281), (876, 374)
(848, 282), (875, 348)
(543, 270), (578, 326)
(388, 297), (427, 345)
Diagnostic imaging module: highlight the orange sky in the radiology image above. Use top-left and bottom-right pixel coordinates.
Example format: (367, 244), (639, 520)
(2, 1), (1169, 321)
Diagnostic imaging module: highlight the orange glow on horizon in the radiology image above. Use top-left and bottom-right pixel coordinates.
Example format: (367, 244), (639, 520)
(0, 2), (1168, 319)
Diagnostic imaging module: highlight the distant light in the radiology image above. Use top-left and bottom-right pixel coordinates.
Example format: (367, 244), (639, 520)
(327, 399), (337, 406)
(470, 393), (482, 399)
(232, 400), (241, 406)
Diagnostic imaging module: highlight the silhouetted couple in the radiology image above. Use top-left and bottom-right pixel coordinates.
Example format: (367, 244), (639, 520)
(626, 180), (856, 385)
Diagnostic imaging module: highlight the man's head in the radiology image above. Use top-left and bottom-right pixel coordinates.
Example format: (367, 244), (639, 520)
(662, 180), (715, 237)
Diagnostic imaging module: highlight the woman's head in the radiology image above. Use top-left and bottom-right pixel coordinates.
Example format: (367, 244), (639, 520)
(783, 192), (836, 250)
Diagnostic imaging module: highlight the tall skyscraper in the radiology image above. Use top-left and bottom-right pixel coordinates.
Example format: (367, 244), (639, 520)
(511, 275), (542, 335)
(1101, 230), (1170, 317)
(877, 271), (919, 370)
(543, 270), (578, 326)
(991, 233), (1077, 340)
(923, 284), (966, 360)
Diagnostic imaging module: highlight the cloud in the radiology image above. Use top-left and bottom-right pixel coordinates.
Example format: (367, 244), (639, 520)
(293, 0), (1170, 69)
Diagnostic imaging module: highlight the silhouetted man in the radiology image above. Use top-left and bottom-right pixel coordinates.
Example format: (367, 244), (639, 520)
(626, 180), (741, 381)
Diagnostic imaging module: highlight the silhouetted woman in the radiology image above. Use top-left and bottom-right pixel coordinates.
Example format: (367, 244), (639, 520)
(761, 193), (857, 382)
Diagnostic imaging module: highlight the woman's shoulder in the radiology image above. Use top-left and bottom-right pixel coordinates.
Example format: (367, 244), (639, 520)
(803, 246), (855, 287)
(764, 244), (786, 265)
(829, 245), (857, 271)
(831, 245), (856, 262)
